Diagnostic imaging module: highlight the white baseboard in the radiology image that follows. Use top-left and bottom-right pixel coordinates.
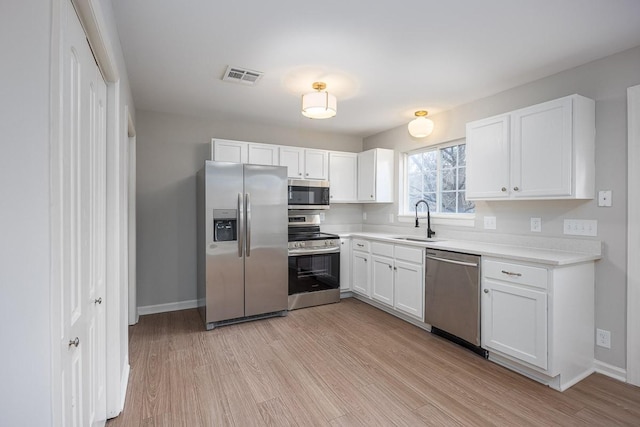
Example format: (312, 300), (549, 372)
(137, 299), (198, 316)
(594, 359), (627, 383)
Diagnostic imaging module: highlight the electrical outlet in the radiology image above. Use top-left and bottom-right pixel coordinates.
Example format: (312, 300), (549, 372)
(596, 328), (611, 349)
(530, 217), (541, 232)
(484, 216), (496, 230)
(362, 212), (367, 221)
(319, 212), (325, 221)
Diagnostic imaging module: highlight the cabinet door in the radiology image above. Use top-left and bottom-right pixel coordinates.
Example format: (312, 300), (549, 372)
(212, 139), (248, 163)
(329, 152), (358, 202)
(352, 251), (370, 297)
(340, 238), (351, 291)
(482, 279), (548, 369)
(466, 115), (510, 199)
(304, 149), (329, 180)
(512, 97), (572, 197)
(248, 143), (278, 165)
(394, 260), (424, 320)
(357, 149), (376, 201)
(371, 255), (394, 306)
(279, 147), (304, 178)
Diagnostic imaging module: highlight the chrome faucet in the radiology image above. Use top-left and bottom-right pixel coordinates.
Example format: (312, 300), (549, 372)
(415, 199), (436, 238)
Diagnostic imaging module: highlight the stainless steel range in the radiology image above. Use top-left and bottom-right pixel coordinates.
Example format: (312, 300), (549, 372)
(287, 214), (340, 310)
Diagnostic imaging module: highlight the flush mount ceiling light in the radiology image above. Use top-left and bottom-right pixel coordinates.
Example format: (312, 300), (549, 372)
(408, 110), (434, 138)
(301, 82), (337, 119)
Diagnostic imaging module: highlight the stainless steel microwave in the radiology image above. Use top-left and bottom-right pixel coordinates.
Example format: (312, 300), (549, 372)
(287, 179), (330, 210)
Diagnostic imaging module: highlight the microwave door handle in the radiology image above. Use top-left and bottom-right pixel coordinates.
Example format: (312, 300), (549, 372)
(237, 193), (243, 257)
(245, 193), (251, 257)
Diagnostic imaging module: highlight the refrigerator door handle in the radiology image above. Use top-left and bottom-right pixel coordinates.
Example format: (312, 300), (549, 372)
(245, 192), (251, 257)
(237, 192), (244, 257)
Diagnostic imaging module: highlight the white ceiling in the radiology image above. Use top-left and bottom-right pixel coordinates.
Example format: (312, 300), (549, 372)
(111, 0), (640, 138)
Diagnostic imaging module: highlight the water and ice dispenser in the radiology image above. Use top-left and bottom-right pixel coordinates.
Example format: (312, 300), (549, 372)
(213, 209), (237, 242)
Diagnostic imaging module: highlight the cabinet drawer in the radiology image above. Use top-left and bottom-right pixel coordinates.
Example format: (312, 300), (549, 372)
(352, 239), (370, 252)
(371, 241), (393, 257)
(483, 259), (547, 290)
(394, 245), (424, 264)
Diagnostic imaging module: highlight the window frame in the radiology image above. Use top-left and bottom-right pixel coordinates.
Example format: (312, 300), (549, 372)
(398, 139), (475, 227)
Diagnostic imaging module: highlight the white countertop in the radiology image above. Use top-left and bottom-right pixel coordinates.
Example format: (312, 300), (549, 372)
(345, 232), (601, 266)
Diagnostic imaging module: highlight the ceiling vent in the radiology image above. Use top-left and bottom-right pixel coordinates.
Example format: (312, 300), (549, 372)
(222, 66), (264, 86)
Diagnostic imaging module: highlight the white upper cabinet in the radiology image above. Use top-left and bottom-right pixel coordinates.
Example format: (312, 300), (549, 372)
(466, 115), (510, 199)
(279, 147), (328, 180)
(304, 149), (329, 180)
(211, 138), (278, 165)
(466, 94), (595, 200)
(212, 139), (248, 163)
(357, 148), (394, 202)
(279, 146), (304, 177)
(248, 143), (279, 165)
(328, 151), (358, 202)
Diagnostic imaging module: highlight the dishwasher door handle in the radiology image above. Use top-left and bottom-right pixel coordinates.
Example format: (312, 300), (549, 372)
(426, 255), (478, 268)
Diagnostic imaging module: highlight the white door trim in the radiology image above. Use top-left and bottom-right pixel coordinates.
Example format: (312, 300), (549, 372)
(627, 84), (640, 387)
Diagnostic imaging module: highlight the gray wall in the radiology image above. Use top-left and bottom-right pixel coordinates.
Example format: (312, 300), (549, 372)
(135, 111), (363, 307)
(0, 2), (52, 424)
(362, 45), (640, 369)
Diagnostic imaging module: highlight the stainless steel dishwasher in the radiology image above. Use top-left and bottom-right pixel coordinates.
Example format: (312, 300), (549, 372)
(425, 249), (487, 357)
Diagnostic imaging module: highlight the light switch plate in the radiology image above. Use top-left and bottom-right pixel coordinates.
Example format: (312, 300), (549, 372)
(563, 219), (598, 236)
(598, 190), (612, 207)
(484, 216), (496, 230)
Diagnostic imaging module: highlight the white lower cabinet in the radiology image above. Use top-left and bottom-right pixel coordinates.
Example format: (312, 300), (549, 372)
(482, 278), (548, 369)
(340, 237), (351, 291)
(352, 239), (425, 321)
(393, 260), (423, 320)
(352, 239), (371, 297)
(371, 255), (394, 306)
(481, 258), (595, 391)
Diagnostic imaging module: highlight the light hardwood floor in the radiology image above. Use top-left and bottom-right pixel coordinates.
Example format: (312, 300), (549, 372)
(107, 298), (640, 426)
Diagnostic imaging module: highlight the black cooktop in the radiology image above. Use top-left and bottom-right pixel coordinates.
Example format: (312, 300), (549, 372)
(288, 226), (340, 242)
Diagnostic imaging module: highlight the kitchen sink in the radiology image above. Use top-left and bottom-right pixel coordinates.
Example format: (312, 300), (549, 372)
(391, 236), (443, 243)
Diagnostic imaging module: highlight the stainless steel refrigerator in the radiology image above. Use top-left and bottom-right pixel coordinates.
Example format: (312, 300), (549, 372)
(197, 161), (288, 330)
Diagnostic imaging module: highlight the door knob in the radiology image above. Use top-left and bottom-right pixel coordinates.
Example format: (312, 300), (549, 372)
(513, 186), (519, 191)
(94, 297), (102, 305)
(68, 337), (80, 348)
(501, 187), (507, 192)
(483, 289), (489, 294)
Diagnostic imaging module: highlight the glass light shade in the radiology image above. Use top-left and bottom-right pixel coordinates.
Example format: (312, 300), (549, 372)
(408, 116), (434, 138)
(301, 91), (337, 119)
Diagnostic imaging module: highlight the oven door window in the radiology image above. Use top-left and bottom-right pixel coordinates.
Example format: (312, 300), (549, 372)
(288, 252), (340, 294)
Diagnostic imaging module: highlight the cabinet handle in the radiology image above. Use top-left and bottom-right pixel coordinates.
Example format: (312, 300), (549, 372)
(94, 297), (102, 305)
(501, 187), (507, 192)
(298, 172), (302, 176)
(484, 289), (489, 294)
(501, 270), (522, 277)
(68, 337), (80, 348)
(393, 267), (397, 271)
(513, 186), (519, 191)
(357, 243), (364, 247)
(306, 173), (309, 176)
(370, 195), (374, 198)
(388, 265), (392, 269)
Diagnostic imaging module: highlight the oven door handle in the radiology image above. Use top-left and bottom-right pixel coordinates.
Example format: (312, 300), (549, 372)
(288, 247), (340, 256)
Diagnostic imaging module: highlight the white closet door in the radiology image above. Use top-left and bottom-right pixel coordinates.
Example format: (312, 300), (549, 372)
(59, 1), (108, 425)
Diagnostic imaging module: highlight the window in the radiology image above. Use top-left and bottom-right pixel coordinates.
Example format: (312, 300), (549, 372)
(403, 142), (475, 216)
